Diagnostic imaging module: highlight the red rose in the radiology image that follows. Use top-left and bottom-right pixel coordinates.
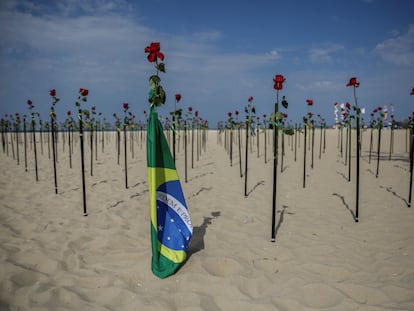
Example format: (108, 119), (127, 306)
(235, 110), (239, 115)
(410, 88), (414, 95)
(195, 111), (199, 117)
(144, 42), (165, 63)
(175, 94), (181, 102)
(79, 88), (89, 96)
(306, 99), (313, 106)
(67, 111), (71, 116)
(188, 106), (192, 112)
(248, 96), (253, 102)
(49, 89), (56, 97)
(27, 99), (33, 106)
(123, 103), (129, 110)
(345, 102), (351, 109)
(283, 113), (288, 118)
(346, 77), (360, 87)
(273, 74), (285, 90)
(228, 112), (232, 117)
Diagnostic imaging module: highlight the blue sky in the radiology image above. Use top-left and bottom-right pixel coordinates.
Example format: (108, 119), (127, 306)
(0, 0), (413, 127)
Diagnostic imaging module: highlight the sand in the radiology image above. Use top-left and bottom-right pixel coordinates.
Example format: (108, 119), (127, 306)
(1, 127), (414, 310)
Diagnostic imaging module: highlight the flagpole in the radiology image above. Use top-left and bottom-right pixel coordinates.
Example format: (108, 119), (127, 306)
(173, 101), (176, 163)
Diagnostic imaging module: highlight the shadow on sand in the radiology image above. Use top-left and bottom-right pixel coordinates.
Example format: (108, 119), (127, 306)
(187, 211), (220, 257)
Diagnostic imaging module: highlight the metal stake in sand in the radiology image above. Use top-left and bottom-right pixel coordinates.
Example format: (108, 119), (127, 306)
(264, 117), (268, 164)
(67, 112), (73, 169)
(346, 77), (361, 222)
(238, 124), (243, 177)
(14, 114), (19, 164)
(23, 115), (28, 172)
(49, 90), (59, 194)
(408, 88), (414, 207)
(376, 118), (382, 178)
(271, 75), (286, 242)
(27, 101), (39, 181)
(303, 118), (308, 188)
(244, 96), (255, 197)
(409, 132), (414, 207)
(184, 120), (188, 183)
(244, 115), (249, 197)
(122, 103), (130, 189)
(76, 88), (89, 216)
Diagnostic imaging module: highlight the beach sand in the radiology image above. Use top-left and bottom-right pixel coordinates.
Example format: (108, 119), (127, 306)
(1, 128), (413, 310)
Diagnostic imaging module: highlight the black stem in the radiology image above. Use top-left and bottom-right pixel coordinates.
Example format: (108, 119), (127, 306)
(376, 125), (381, 178)
(238, 127), (243, 177)
(355, 86), (360, 222)
(264, 124), (267, 164)
(69, 123), (72, 169)
(408, 131), (414, 207)
(348, 123), (352, 182)
(32, 117), (38, 181)
(90, 125), (93, 176)
(230, 129), (233, 166)
(79, 109), (88, 216)
(185, 121), (188, 183)
(24, 118), (27, 171)
(51, 112), (58, 194)
(271, 95), (279, 242)
(294, 124), (297, 162)
(124, 121), (128, 189)
(369, 128), (373, 164)
(244, 117), (249, 197)
(303, 123), (307, 188)
(173, 106), (176, 163)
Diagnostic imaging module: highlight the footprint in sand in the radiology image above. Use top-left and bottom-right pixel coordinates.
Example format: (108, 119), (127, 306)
(202, 257), (243, 277)
(10, 270), (43, 287)
(301, 283), (344, 308)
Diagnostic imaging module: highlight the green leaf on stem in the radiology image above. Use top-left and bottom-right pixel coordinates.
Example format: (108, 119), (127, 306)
(283, 127), (294, 135)
(83, 110), (90, 119)
(157, 63), (166, 73)
(281, 98), (288, 109)
(153, 85), (166, 106)
(149, 75), (160, 89)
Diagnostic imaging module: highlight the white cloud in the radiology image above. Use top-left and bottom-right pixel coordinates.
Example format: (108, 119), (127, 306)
(0, 0), (283, 124)
(266, 49), (282, 60)
(308, 43), (344, 64)
(0, 0), (412, 126)
(374, 25), (414, 66)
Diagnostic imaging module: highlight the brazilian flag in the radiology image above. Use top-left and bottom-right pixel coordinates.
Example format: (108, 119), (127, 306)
(147, 106), (193, 278)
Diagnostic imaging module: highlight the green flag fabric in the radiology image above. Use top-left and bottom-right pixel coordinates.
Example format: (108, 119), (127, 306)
(147, 106), (193, 278)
